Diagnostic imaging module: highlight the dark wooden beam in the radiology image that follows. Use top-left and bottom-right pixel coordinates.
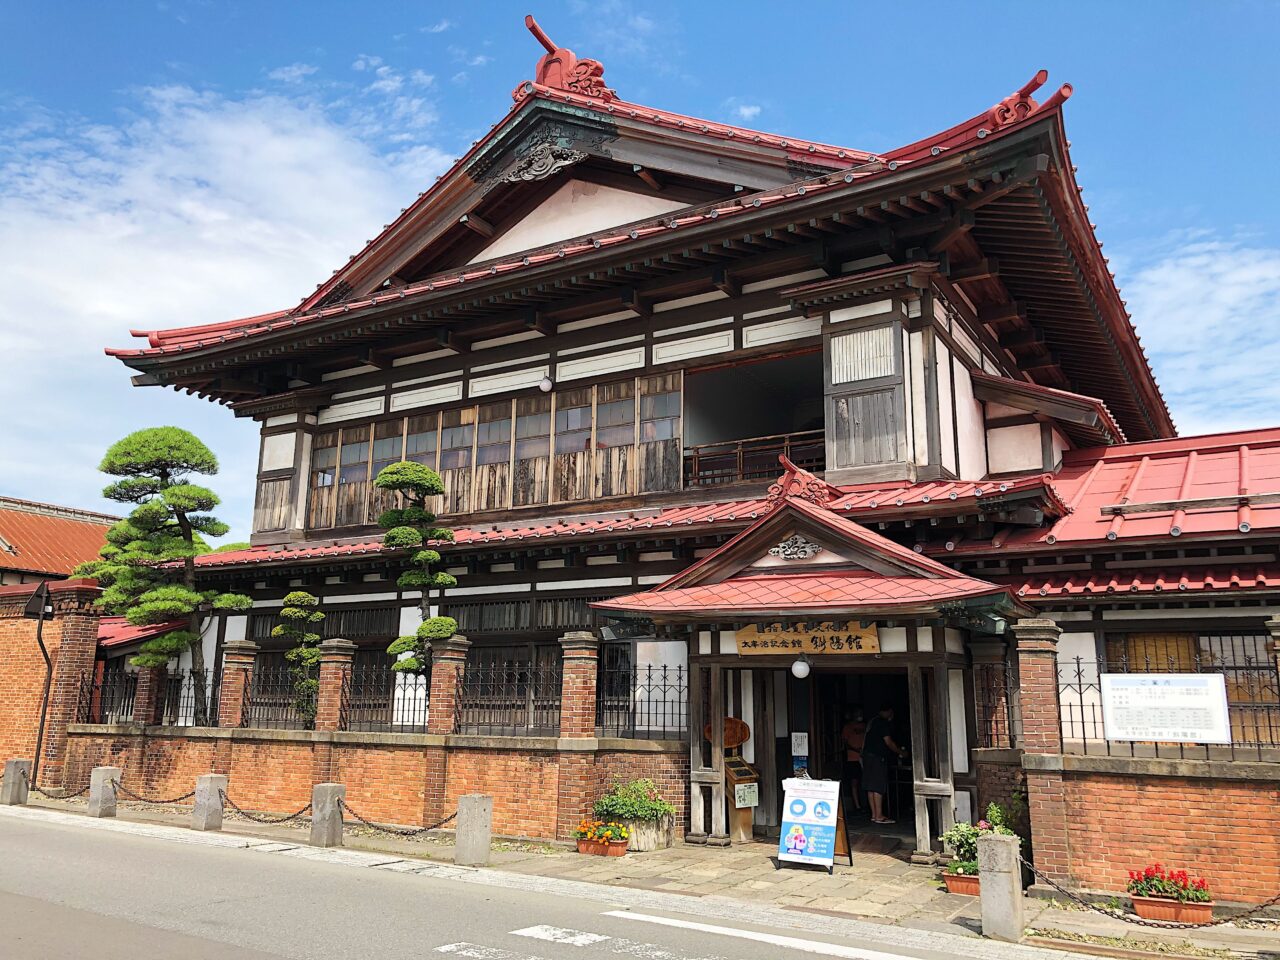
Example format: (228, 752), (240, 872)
(978, 301), (1027, 326)
(430, 327), (468, 352)
(621, 287), (651, 318)
(359, 347), (392, 369)
(710, 266), (740, 298)
(949, 258), (999, 283)
(284, 362), (321, 385)
(521, 308), (554, 337)
(632, 164), (664, 191)
(925, 209), (976, 253)
(459, 213), (495, 238)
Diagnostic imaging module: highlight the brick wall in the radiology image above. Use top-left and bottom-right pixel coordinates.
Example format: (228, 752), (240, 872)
(0, 595), (63, 763)
(974, 754), (1029, 837)
(1063, 770), (1280, 905)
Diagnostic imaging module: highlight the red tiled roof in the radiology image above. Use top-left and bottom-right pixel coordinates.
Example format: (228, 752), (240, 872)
(1009, 566), (1280, 599)
(594, 572), (1007, 617)
(0, 498), (116, 577)
(99, 617), (183, 649)
(191, 474), (1063, 570)
(961, 426), (1280, 553)
(107, 72), (1070, 362)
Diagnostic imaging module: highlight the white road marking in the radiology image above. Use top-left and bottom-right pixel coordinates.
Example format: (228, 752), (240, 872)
(512, 925), (609, 946)
(603, 912), (917, 960)
(436, 944), (543, 959)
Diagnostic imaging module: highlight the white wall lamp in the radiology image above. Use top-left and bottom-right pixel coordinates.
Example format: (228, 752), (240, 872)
(790, 655), (812, 680)
(538, 376), (554, 393)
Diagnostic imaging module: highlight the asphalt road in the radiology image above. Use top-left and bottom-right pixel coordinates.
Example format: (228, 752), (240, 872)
(0, 812), (1044, 960)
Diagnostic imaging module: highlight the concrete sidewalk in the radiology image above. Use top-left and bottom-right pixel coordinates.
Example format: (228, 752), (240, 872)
(23, 796), (1279, 959)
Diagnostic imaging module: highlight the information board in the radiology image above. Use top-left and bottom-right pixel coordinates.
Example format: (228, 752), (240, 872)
(1101, 673), (1231, 744)
(734, 782), (759, 809)
(778, 778), (841, 869)
(737, 621), (879, 655)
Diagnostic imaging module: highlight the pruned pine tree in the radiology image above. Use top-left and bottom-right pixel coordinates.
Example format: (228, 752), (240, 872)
(274, 591), (324, 722)
(75, 427), (252, 720)
(372, 461), (459, 672)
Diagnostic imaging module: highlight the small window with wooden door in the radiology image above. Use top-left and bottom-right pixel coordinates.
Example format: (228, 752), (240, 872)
(439, 407), (475, 515)
(474, 401), (513, 512)
(594, 380), (636, 499)
(513, 395), (552, 507)
(825, 323), (903, 474)
(335, 424), (371, 526)
(307, 430), (339, 528)
(367, 419), (405, 524)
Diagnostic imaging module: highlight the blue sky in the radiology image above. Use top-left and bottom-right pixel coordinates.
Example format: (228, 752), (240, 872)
(1, 0), (1278, 543)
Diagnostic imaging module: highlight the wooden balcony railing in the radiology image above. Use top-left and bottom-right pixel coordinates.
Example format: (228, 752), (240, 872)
(683, 430), (825, 487)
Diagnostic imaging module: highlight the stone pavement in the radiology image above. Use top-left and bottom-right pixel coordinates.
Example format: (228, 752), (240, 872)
(25, 797), (1280, 958)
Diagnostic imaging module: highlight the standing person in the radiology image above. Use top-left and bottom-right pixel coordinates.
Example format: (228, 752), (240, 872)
(839, 706), (866, 813)
(862, 702), (906, 825)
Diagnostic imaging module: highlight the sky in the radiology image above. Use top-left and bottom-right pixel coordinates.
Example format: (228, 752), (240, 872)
(1, 0), (1278, 545)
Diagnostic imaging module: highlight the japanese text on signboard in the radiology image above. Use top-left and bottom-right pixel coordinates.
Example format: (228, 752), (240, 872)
(736, 621), (879, 655)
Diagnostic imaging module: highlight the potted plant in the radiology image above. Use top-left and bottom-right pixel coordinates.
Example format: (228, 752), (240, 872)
(592, 778), (676, 852)
(1126, 864), (1214, 923)
(574, 820), (630, 856)
(938, 803), (1020, 896)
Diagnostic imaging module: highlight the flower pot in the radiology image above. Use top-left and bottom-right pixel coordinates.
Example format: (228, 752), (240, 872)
(576, 839), (610, 856)
(623, 815), (674, 852)
(605, 840), (628, 857)
(942, 872), (981, 896)
(1131, 896), (1214, 924)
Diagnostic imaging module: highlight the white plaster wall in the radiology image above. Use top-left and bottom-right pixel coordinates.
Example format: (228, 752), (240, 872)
(469, 180), (685, 262)
(909, 330), (929, 466)
(1051, 426), (1069, 466)
(260, 432), (296, 472)
(987, 423), (1042, 474)
(936, 341), (957, 475)
(953, 357), (988, 480)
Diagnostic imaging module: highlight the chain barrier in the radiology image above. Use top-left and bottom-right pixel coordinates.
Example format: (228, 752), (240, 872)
(20, 769), (91, 800)
(1019, 854), (1280, 929)
(338, 798), (456, 838)
(108, 779), (197, 805)
(217, 789), (312, 825)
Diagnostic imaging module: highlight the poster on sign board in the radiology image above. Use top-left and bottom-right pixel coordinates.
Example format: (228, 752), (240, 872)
(1101, 673), (1231, 744)
(778, 778), (841, 870)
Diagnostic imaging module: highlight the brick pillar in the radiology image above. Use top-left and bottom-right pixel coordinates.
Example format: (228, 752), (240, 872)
(217, 638), (259, 728)
(1013, 617), (1070, 886)
(40, 579), (102, 791)
(315, 638), (356, 732)
(557, 630), (600, 840)
(132, 665), (168, 727)
(423, 635), (469, 825)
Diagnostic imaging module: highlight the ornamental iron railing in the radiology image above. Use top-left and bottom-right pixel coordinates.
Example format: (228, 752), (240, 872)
(241, 662), (317, 731)
(341, 661), (430, 733)
(454, 659), (561, 736)
(159, 669), (220, 727)
(78, 670), (137, 724)
(596, 663), (687, 740)
(974, 661), (1021, 749)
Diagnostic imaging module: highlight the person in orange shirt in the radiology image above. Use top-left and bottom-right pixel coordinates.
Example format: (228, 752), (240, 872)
(840, 706), (867, 813)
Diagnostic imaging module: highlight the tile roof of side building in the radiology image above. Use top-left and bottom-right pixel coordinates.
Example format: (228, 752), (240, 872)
(0, 497), (118, 577)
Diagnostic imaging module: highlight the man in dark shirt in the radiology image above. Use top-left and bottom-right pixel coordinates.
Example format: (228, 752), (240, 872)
(862, 702), (905, 824)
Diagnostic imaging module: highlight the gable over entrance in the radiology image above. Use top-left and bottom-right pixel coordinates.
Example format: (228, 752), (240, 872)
(595, 458), (1027, 623)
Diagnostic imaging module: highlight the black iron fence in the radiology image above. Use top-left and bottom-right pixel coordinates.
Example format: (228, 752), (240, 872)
(596, 663), (687, 740)
(160, 669), (220, 727)
(241, 663), (317, 731)
(974, 661), (1021, 749)
(78, 670), (136, 724)
(341, 662), (430, 733)
(1058, 653), (1280, 762)
(455, 660), (561, 736)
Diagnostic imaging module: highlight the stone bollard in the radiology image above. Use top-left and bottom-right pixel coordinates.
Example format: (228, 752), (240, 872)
(191, 774), (228, 831)
(978, 833), (1024, 943)
(310, 783), (345, 848)
(454, 794), (493, 867)
(87, 766), (121, 818)
(1, 759), (31, 805)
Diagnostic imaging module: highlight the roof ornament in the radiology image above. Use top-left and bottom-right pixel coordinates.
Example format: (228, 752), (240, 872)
(985, 69), (1074, 130)
(513, 14), (617, 103)
(765, 455), (843, 508)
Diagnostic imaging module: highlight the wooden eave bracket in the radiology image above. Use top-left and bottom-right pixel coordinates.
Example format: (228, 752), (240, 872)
(632, 164), (664, 191)
(459, 213), (496, 238)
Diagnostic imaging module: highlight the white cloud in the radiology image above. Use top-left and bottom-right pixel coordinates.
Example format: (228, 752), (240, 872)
(422, 19), (453, 33)
(1120, 232), (1280, 437)
(351, 54), (383, 72)
(267, 63), (319, 84)
(0, 85), (452, 543)
(733, 104), (761, 121)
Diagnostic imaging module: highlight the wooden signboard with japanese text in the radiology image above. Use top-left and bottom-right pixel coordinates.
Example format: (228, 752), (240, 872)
(736, 622), (880, 656)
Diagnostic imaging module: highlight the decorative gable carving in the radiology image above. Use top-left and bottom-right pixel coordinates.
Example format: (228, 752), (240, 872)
(503, 141), (587, 183)
(512, 16), (617, 104)
(765, 454), (843, 508)
(768, 534), (824, 561)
